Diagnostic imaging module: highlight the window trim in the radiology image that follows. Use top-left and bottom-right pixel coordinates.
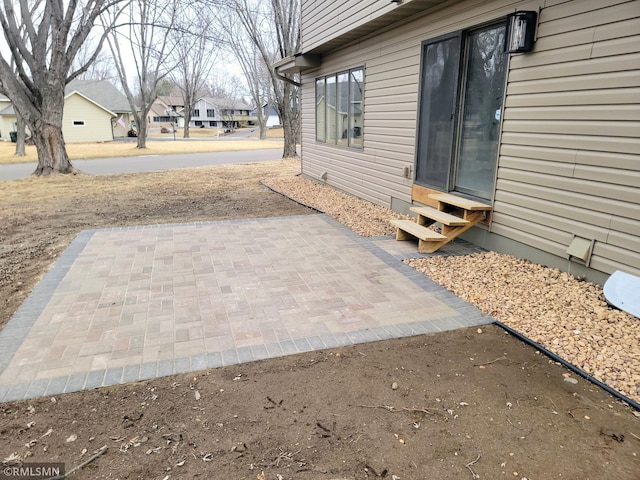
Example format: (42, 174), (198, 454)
(315, 66), (364, 149)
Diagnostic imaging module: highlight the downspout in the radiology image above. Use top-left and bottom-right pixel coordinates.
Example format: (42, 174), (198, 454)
(274, 69), (301, 88)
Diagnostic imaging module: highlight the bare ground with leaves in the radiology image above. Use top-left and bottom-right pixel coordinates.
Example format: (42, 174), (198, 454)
(0, 160), (638, 479)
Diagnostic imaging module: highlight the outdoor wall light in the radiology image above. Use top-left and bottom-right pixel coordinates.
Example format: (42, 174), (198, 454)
(504, 11), (538, 53)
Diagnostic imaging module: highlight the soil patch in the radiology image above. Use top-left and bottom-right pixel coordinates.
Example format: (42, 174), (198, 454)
(1, 159), (638, 479)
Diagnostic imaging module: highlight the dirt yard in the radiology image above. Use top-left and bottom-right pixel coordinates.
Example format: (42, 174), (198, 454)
(1, 158), (639, 479)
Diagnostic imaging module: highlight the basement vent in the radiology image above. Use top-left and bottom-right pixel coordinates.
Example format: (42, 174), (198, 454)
(566, 236), (594, 267)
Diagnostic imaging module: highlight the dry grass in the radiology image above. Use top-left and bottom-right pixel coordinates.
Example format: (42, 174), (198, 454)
(0, 139), (283, 165)
(249, 127), (285, 139)
(0, 158), (302, 204)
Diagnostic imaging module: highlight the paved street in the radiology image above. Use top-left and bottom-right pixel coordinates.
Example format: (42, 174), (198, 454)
(0, 148), (282, 181)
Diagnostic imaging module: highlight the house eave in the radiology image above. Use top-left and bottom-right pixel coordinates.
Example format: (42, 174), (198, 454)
(273, 53), (321, 75)
(302, 0), (451, 55)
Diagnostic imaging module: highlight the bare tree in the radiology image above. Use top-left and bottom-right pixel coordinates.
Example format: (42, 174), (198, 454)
(217, 0), (300, 157)
(0, 81), (27, 156)
(170, 11), (217, 139)
(0, 0), (125, 175)
(215, 8), (275, 140)
(106, 0), (180, 149)
(73, 45), (118, 83)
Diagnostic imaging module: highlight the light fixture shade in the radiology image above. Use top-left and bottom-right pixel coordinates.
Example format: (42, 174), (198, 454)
(504, 11), (537, 53)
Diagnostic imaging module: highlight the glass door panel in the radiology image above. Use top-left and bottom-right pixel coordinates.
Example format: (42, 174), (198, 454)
(454, 24), (507, 199)
(415, 34), (461, 190)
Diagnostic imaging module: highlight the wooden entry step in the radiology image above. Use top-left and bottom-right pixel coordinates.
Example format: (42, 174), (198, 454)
(429, 193), (492, 212)
(410, 206), (469, 227)
(391, 193), (491, 254)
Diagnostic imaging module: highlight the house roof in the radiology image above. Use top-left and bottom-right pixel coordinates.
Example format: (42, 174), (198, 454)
(0, 104), (15, 116)
(199, 97), (253, 111)
(66, 79), (131, 113)
(156, 96), (185, 108)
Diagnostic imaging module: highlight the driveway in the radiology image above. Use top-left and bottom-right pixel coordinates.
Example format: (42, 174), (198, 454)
(0, 148), (282, 181)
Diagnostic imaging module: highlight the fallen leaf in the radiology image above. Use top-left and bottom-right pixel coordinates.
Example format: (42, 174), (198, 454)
(66, 434), (77, 443)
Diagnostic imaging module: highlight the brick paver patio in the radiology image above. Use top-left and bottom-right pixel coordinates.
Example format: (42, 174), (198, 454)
(0, 214), (490, 402)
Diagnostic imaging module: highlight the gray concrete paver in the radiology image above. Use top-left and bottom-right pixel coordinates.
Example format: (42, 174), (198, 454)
(0, 215), (491, 401)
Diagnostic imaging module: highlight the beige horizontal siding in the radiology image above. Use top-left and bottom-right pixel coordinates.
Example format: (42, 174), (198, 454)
(538, 0), (636, 37)
(302, 0), (396, 52)
(503, 105), (640, 121)
(494, 190), (614, 229)
(500, 132), (640, 155)
(505, 88), (640, 107)
(533, 17), (640, 52)
(495, 178), (640, 220)
(506, 71), (639, 95)
(497, 0), (640, 274)
(492, 202), (611, 241)
(503, 120), (640, 137)
(508, 52), (640, 82)
(302, 0), (530, 209)
(62, 94), (113, 143)
(301, 0), (639, 275)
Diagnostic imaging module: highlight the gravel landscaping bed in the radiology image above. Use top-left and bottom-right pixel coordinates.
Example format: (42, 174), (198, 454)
(263, 176), (410, 236)
(264, 175), (640, 404)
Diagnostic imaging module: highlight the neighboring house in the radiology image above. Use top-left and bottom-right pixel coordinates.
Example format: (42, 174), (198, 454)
(149, 96), (185, 129)
(250, 105), (280, 128)
(61, 90), (116, 143)
(190, 97), (256, 129)
(0, 95), (17, 140)
(278, 0), (640, 282)
(149, 96), (256, 130)
(0, 79), (134, 142)
(190, 97), (220, 128)
(65, 79), (135, 140)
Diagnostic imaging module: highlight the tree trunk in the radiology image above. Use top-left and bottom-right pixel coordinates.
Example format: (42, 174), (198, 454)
(282, 115), (298, 158)
(31, 123), (77, 176)
(280, 82), (299, 159)
(28, 84), (79, 176)
(14, 110), (26, 157)
(136, 121), (147, 149)
(183, 107), (191, 139)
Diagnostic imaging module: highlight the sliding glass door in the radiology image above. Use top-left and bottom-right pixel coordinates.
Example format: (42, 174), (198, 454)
(416, 23), (507, 200)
